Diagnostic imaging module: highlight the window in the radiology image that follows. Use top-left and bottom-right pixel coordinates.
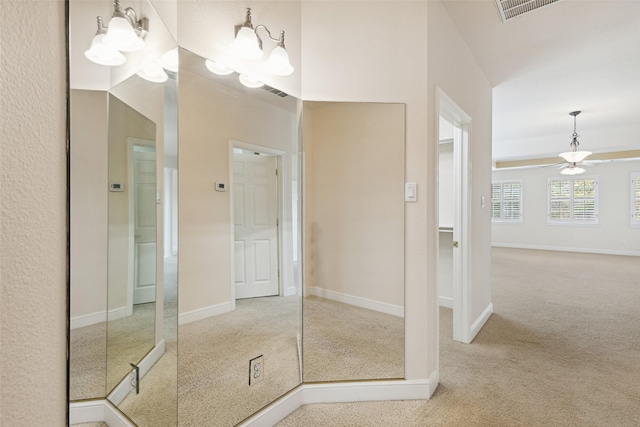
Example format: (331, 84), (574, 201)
(632, 173), (640, 226)
(492, 180), (522, 222)
(548, 176), (598, 224)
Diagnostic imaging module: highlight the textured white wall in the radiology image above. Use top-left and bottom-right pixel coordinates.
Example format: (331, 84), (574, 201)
(0, 1), (68, 425)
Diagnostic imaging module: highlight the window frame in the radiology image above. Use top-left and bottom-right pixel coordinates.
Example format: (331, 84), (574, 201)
(547, 175), (599, 225)
(491, 179), (523, 223)
(631, 172), (640, 226)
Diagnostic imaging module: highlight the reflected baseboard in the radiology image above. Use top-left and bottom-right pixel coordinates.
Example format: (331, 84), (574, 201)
(69, 399), (134, 426)
(70, 306), (126, 330)
(179, 301), (233, 325)
(307, 287), (404, 318)
(238, 378), (435, 426)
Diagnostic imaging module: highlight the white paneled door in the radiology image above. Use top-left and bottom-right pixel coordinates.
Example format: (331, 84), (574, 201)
(233, 151), (279, 299)
(133, 149), (157, 304)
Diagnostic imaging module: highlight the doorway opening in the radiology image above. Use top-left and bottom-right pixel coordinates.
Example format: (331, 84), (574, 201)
(229, 141), (284, 309)
(437, 88), (473, 344)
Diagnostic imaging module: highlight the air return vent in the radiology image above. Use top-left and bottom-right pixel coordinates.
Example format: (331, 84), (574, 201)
(495, 0), (560, 22)
(261, 84), (289, 98)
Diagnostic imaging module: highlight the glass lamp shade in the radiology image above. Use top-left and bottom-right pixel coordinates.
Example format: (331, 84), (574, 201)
(205, 59), (233, 76)
(158, 49), (179, 73)
(559, 150), (591, 163)
(264, 46), (294, 76)
(103, 16), (145, 52)
(85, 34), (126, 66)
(561, 166), (585, 176)
(137, 63), (168, 83)
(231, 27), (263, 60)
(239, 74), (264, 88)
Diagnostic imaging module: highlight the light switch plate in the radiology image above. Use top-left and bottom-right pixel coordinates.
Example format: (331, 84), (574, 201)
(405, 182), (417, 202)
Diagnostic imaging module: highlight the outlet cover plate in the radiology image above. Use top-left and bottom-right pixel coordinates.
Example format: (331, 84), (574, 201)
(249, 355), (264, 385)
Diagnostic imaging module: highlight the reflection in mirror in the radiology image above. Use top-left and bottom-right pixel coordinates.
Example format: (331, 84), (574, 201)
(302, 101), (405, 382)
(69, 0), (178, 425)
(105, 90), (157, 394)
(177, 48), (302, 426)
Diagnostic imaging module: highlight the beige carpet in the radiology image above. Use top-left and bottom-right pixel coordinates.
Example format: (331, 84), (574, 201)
(178, 296), (302, 427)
(278, 248), (640, 426)
(303, 295), (404, 382)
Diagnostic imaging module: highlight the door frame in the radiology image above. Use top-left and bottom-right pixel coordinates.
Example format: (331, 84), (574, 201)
(229, 140), (285, 311)
(436, 88), (473, 343)
(126, 137), (157, 316)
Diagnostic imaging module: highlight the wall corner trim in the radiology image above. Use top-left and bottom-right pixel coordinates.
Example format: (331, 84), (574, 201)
(469, 302), (494, 343)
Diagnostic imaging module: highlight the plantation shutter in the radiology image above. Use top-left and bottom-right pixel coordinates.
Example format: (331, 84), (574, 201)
(633, 173), (640, 225)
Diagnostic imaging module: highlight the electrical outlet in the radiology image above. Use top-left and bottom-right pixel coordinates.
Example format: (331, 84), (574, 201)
(249, 355), (264, 385)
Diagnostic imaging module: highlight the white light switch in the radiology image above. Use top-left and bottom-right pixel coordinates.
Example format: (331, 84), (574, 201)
(405, 182), (417, 202)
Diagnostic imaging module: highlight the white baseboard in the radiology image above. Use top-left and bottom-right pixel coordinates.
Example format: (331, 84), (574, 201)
(284, 285), (297, 297)
(107, 340), (166, 406)
(71, 305), (127, 329)
(69, 399), (133, 426)
(108, 306), (127, 322)
(70, 311), (106, 330)
(492, 243), (640, 257)
(438, 296), (453, 309)
(238, 379), (433, 427)
(308, 287), (404, 318)
(179, 301), (233, 325)
(469, 302), (493, 343)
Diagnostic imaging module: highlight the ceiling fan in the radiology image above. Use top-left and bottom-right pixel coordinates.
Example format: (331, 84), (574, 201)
(558, 110), (591, 175)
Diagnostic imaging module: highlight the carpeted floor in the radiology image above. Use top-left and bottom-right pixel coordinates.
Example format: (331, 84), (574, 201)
(277, 248), (640, 426)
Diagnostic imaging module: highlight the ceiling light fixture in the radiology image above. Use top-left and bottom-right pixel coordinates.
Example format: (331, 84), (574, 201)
(560, 163), (586, 176)
(238, 74), (264, 89)
(230, 8), (294, 77)
(559, 111), (591, 164)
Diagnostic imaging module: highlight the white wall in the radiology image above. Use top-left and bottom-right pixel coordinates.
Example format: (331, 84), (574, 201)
(427, 1), (493, 340)
(492, 160), (640, 255)
(304, 102), (405, 310)
(0, 1), (67, 425)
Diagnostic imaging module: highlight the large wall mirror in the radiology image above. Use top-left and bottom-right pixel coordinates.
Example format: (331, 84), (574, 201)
(69, 2), (405, 426)
(177, 47), (303, 426)
(69, 0), (178, 425)
(302, 102), (406, 382)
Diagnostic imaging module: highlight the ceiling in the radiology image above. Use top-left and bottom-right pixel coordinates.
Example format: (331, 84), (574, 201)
(441, 0), (640, 161)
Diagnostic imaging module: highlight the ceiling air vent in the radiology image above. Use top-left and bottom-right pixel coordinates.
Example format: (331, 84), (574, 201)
(261, 84), (289, 98)
(495, 0), (560, 22)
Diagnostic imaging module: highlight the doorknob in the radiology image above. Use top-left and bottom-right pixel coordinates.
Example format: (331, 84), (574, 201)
(453, 241), (459, 248)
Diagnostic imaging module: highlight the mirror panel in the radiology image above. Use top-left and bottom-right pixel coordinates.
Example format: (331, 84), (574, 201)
(302, 101), (406, 382)
(177, 48), (302, 426)
(69, 0), (178, 425)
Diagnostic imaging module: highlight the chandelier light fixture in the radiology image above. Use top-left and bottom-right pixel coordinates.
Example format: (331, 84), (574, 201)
(559, 111), (591, 164)
(85, 0), (148, 66)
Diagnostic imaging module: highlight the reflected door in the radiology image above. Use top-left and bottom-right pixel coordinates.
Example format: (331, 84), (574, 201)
(233, 151), (279, 299)
(133, 148), (157, 304)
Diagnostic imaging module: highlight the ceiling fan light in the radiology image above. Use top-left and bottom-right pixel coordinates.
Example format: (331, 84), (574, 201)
(559, 150), (591, 163)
